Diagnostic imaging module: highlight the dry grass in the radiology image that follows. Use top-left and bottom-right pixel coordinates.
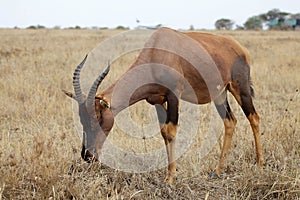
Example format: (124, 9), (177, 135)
(0, 29), (299, 199)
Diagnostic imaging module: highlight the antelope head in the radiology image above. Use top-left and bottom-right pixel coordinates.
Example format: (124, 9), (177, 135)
(63, 55), (114, 162)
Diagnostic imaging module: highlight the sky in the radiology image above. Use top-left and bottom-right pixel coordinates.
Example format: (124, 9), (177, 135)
(0, 0), (299, 29)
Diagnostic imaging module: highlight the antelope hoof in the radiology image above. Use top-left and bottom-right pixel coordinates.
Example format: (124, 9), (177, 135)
(209, 172), (220, 179)
(258, 159), (264, 168)
(165, 175), (176, 187)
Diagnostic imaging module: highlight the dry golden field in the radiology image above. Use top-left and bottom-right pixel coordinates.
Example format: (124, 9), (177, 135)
(0, 28), (299, 199)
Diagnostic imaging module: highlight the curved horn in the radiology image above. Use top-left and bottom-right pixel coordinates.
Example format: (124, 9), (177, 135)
(86, 61), (110, 107)
(73, 55), (88, 104)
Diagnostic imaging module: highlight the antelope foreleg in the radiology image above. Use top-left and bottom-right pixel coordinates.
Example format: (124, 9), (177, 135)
(213, 98), (237, 177)
(161, 122), (177, 185)
(214, 117), (237, 177)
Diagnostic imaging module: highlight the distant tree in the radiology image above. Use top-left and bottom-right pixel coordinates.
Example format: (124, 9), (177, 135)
(36, 24), (45, 29)
(244, 16), (263, 30)
(258, 9), (292, 30)
(189, 25), (194, 31)
(290, 13), (300, 19)
(259, 8), (290, 22)
(155, 24), (162, 29)
(215, 18), (234, 30)
(243, 9), (299, 31)
(53, 26), (61, 30)
(116, 25), (128, 30)
(235, 25), (245, 30)
(116, 26), (122, 30)
(27, 25), (37, 29)
(66, 26), (82, 29)
(27, 24), (45, 29)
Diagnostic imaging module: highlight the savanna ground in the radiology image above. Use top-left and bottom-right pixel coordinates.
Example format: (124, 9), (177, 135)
(0, 28), (299, 199)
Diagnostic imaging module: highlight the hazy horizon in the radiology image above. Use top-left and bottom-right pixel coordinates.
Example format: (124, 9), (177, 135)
(1, 0), (299, 29)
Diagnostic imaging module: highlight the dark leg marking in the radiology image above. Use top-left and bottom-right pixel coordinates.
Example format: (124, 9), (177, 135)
(155, 104), (167, 124)
(166, 92), (179, 125)
(215, 96), (234, 120)
(240, 94), (256, 117)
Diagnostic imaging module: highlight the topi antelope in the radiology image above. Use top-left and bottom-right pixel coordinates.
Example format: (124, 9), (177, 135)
(64, 27), (263, 186)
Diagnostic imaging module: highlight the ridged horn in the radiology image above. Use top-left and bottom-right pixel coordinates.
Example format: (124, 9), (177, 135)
(86, 61), (110, 107)
(73, 55), (88, 104)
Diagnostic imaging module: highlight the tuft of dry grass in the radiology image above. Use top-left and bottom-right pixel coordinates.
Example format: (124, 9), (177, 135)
(0, 29), (299, 199)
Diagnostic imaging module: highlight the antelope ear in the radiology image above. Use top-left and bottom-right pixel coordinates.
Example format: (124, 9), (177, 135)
(95, 96), (110, 109)
(62, 89), (76, 99)
(100, 99), (110, 109)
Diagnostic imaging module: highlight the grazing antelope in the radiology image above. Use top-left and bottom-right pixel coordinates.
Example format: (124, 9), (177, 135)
(64, 27), (263, 186)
